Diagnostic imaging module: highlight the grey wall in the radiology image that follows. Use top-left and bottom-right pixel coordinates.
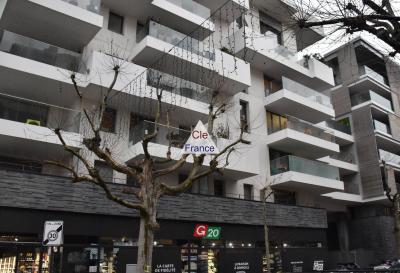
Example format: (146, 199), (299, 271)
(0, 170), (327, 228)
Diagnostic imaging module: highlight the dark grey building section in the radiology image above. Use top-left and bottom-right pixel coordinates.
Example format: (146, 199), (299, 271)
(349, 206), (397, 262)
(352, 106), (383, 198)
(0, 170), (327, 229)
(331, 86), (352, 117)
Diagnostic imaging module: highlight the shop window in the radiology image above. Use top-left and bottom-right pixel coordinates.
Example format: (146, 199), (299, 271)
(274, 190), (296, 205)
(239, 100), (249, 132)
(108, 12), (124, 34)
(266, 111), (287, 134)
(243, 184), (253, 200)
(214, 180), (224, 197)
(100, 108), (116, 133)
(263, 75), (282, 96)
(95, 160), (113, 183)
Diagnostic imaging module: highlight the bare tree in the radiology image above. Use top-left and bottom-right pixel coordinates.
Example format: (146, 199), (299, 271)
(292, 0), (400, 55)
(44, 53), (249, 273)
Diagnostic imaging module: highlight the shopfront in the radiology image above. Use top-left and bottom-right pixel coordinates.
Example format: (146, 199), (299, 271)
(0, 208), (329, 273)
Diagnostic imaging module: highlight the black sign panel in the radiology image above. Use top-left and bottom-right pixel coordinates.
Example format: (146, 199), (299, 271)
(152, 247), (181, 273)
(219, 248), (263, 273)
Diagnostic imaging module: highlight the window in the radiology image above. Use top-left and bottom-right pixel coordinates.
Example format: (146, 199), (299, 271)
(108, 12), (124, 34)
(264, 75), (282, 96)
(243, 184), (253, 200)
(240, 100), (249, 132)
(94, 160), (113, 182)
(0, 156), (42, 174)
(214, 180), (224, 197)
(266, 111), (287, 134)
(274, 190), (296, 205)
(100, 108), (116, 133)
(127, 172), (140, 187)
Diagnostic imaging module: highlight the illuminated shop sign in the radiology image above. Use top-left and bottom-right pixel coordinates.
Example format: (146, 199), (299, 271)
(193, 224), (221, 239)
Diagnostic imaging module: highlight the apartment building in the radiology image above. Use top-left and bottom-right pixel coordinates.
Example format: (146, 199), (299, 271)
(320, 37), (400, 262)
(0, 0), (361, 272)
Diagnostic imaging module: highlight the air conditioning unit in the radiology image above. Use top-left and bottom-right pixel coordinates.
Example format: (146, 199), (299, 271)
(26, 119), (41, 126)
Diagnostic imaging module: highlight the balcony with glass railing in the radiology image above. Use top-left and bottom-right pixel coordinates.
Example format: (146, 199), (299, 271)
(270, 155), (340, 181)
(374, 119), (391, 135)
(350, 90), (393, 111)
(165, 0), (210, 19)
(324, 120), (352, 135)
(136, 21), (215, 60)
(359, 65), (389, 86)
(61, 0), (101, 13)
(0, 93), (81, 133)
(379, 149), (400, 166)
(0, 30), (82, 72)
(147, 69), (213, 103)
(268, 115), (335, 143)
(129, 120), (191, 147)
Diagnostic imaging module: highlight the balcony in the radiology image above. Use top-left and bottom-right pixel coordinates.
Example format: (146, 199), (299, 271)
(132, 21), (251, 95)
(319, 151), (358, 176)
(318, 120), (353, 145)
(351, 90), (393, 112)
(266, 116), (339, 159)
(0, 169), (327, 228)
(0, 0), (103, 51)
(359, 65), (389, 87)
(270, 155), (344, 193)
(0, 93), (82, 151)
(374, 119), (391, 135)
(265, 77), (334, 123)
(379, 149), (400, 168)
(123, 120), (259, 178)
(374, 121), (400, 154)
(228, 27), (334, 91)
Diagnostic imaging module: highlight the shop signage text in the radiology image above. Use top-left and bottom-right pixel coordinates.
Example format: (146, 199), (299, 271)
(182, 121), (219, 155)
(193, 224), (221, 239)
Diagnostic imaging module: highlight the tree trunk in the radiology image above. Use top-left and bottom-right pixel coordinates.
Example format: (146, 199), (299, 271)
(137, 213), (156, 273)
(394, 197), (400, 258)
(261, 189), (271, 273)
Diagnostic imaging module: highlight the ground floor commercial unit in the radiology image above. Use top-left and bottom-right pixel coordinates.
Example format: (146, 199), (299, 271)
(0, 169), (395, 272)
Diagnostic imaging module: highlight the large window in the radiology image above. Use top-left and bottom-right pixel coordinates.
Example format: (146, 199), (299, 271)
(266, 111), (287, 134)
(214, 180), (224, 197)
(100, 108), (116, 133)
(108, 12), (124, 34)
(264, 75), (282, 96)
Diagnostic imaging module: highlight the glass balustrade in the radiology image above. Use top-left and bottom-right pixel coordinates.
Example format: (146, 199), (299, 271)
(379, 149), (400, 166)
(165, 0), (210, 19)
(0, 93), (81, 133)
(147, 69), (213, 103)
(61, 0), (101, 14)
(129, 120), (191, 147)
(270, 155), (340, 180)
(137, 21), (215, 60)
(373, 119), (391, 134)
(281, 77), (332, 108)
(350, 90), (393, 111)
(267, 115), (335, 143)
(359, 65), (389, 86)
(324, 120), (351, 134)
(0, 30), (82, 72)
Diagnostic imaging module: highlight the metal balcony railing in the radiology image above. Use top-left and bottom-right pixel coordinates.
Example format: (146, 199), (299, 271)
(0, 30), (82, 72)
(268, 115), (335, 143)
(270, 155), (340, 180)
(61, 0), (101, 14)
(136, 21), (215, 60)
(165, 0), (210, 19)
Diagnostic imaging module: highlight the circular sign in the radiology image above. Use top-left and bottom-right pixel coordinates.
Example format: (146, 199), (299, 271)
(47, 230), (59, 241)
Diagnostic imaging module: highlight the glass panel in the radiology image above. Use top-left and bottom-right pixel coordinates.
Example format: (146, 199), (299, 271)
(165, 0), (210, 19)
(0, 31), (82, 72)
(374, 119), (391, 134)
(147, 69), (212, 103)
(379, 149), (400, 166)
(61, 0), (100, 13)
(359, 65), (389, 86)
(270, 155), (340, 180)
(281, 77), (332, 108)
(129, 120), (191, 147)
(324, 119), (351, 134)
(140, 21), (215, 60)
(108, 12), (124, 34)
(17, 246), (41, 273)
